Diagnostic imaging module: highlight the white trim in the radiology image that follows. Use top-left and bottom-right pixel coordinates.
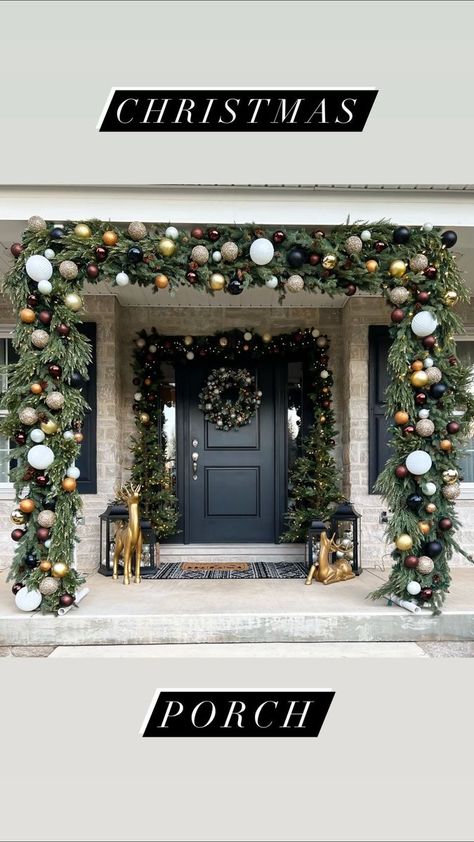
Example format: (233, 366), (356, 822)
(454, 333), (474, 497)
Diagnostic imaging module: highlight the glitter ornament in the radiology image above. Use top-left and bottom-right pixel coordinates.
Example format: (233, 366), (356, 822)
(388, 287), (409, 306)
(409, 254), (429, 273)
(286, 274), (304, 293)
(345, 235), (363, 254)
(442, 482), (460, 500)
(128, 221), (147, 240)
(191, 245), (209, 266)
(31, 329), (49, 349)
(39, 577), (59, 596)
(37, 510), (56, 528)
(220, 241), (239, 262)
(425, 366), (442, 385)
(28, 215), (47, 232)
(59, 260), (79, 280)
(45, 391), (65, 410)
(415, 419), (435, 437)
(19, 407), (38, 426)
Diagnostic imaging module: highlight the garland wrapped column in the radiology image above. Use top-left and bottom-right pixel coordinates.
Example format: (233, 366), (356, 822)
(2, 217), (473, 613)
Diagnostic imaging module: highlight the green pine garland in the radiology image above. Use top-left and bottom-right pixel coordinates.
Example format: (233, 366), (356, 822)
(2, 217), (473, 613)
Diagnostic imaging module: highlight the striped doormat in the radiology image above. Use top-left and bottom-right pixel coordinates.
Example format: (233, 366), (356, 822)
(146, 561), (307, 580)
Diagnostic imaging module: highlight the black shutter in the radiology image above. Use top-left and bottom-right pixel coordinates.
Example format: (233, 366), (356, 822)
(368, 326), (392, 492)
(76, 323), (97, 494)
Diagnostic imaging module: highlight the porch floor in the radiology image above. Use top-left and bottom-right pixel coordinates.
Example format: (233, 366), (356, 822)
(1, 568), (474, 646)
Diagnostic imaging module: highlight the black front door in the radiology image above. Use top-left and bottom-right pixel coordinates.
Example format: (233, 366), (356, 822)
(178, 360), (284, 543)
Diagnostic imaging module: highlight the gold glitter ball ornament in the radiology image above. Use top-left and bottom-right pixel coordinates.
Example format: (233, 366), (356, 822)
(442, 468), (458, 484)
(444, 290), (459, 308)
(425, 366), (442, 385)
(191, 245), (209, 266)
(139, 412), (150, 425)
(59, 260), (79, 280)
(127, 221), (147, 241)
(27, 215), (47, 233)
(322, 254), (337, 270)
(45, 391), (65, 410)
(409, 254), (429, 273)
(41, 419), (58, 435)
(37, 510), (56, 528)
(220, 241), (239, 262)
(415, 419), (435, 437)
(389, 287), (409, 306)
(10, 509), (26, 525)
(442, 482), (460, 500)
(39, 577), (59, 595)
(31, 329), (49, 349)
(345, 235), (363, 254)
(286, 274), (305, 293)
(19, 407), (39, 426)
(417, 556), (434, 575)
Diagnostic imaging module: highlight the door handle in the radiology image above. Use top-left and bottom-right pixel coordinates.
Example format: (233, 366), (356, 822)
(191, 450), (199, 480)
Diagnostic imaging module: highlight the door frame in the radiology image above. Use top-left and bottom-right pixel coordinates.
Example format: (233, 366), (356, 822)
(175, 358), (288, 545)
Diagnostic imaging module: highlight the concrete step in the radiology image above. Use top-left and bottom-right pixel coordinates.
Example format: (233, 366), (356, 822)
(158, 544), (305, 565)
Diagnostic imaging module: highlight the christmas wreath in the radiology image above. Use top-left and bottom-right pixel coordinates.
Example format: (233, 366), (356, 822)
(198, 367), (262, 431)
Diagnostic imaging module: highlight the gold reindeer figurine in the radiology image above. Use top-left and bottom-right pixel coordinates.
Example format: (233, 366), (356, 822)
(305, 529), (355, 586)
(113, 483), (143, 584)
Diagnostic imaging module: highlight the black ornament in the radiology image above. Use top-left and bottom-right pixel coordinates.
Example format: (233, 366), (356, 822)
(422, 540), (443, 559)
(393, 226), (411, 244)
(406, 493), (423, 512)
(227, 275), (244, 295)
(127, 246), (143, 264)
(44, 499), (56, 511)
(50, 227), (65, 240)
(69, 371), (84, 388)
(441, 230), (457, 248)
(287, 247), (307, 268)
(25, 552), (37, 569)
(430, 383), (447, 400)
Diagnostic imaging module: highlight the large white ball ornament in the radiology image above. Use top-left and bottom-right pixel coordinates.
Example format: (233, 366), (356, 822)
(422, 481), (437, 496)
(37, 280), (53, 295)
(30, 428), (46, 443)
(44, 248), (55, 260)
(15, 587), (42, 612)
(27, 445), (55, 471)
(25, 255), (53, 283)
(249, 238), (274, 266)
(115, 272), (129, 287)
(405, 450), (432, 476)
(265, 275), (279, 289)
(411, 311), (438, 338)
(66, 465), (81, 479)
(407, 581), (421, 596)
(165, 226), (179, 241)
(360, 229), (371, 242)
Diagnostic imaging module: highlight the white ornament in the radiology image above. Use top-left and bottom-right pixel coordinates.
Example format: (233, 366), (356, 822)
(66, 465), (80, 479)
(405, 450), (432, 476)
(212, 251), (222, 262)
(115, 272), (129, 286)
(311, 328), (320, 338)
(186, 351), (195, 360)
(423, 223), (434, 232)
(265, 275), (279, 289)
(407, 581), (421, 596)
(360, 229), (371, 242)
(30, 428), (46, 443)
(320, 370), (329, 379)
(44, 539), (51, 549)
(424, 357), (434, 368)
(26, 254), (53, 283)
(38, 280), (53, 295)
(15, 587), (42, 612)
(134, 392), (142, 401)
(44, 248), (55, 260)
(27, 445), (54, 470)
(136, 338), (146, 349)
(422, 481), (437, 496)
(249, 238), (274, 266)
(149, 345), (157, 353)
(244, 332), (252, 341)
(165, 226), (179, 240)
(63, 430), (74, 441)
(418, 409), (430, 419)
(411, 311), (438, 338)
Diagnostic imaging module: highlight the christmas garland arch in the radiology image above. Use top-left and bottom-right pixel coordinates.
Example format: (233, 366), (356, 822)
(2, 216), (473, 613)
(198, 367), (262, 431)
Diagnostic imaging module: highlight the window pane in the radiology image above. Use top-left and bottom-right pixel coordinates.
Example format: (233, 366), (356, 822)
(159, 362), (177, 493)
(0, 339), (7, 395)
(0, 433), (11, 483)
(287, 361), (303, 471)
(456, 341), (474, 483)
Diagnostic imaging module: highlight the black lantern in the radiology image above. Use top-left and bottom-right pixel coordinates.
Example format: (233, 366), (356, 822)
(98, 502), (158, 577)
(329, 500), (362, 575)
(306, 519), (327, 570)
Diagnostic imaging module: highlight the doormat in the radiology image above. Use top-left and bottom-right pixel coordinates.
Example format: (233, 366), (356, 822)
(146, 561), (307, 580)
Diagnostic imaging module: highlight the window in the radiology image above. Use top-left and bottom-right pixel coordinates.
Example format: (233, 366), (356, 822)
(454, 337), (474, 492)
(0, 327), (17, 492)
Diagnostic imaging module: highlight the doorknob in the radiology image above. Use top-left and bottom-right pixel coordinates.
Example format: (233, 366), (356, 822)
(191, 450), (199, 480)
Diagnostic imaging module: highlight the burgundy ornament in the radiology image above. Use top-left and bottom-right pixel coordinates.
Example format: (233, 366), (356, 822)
(48, 364), (62, 379)
(404, 555), (419, 569)
(345, 284), (357, 297)
(12, 582), (24, 595)
(186, 271), (198, 284)
(11, 528), (25, 542)
(447, 421), (460, 434)
(35, 474), (49, 487)
(59, 593), (75, 607)
(95, 246), (108, 262)
(438, 517), (453, 531)
(273, 230), (286, 244)
(309, 253), (321, 265)
(56, 323), (70, 338)
(415, 392), (427, 405)
(374, 241), (387, 253)
(14, 432), (27, 445)
(207, 228), (220, 242)
(420, 588), (433, 601)
(191, 227), (204, 239)
(36, 527), (49, 542)
(423, 266), (437, 280)
(23, 468), (35, 481)
(27, 293), (39, 308)
(403, 424), (415, 435)
(38, 310), (52, 326)
(395, 465), (409, 479)
(391, 308), (405, 323)
(321, 400), (331, 409)
(10, 242), (23, 258)
(86, 262), (99, 279)
(132, 377), (141, 386)
(417, 291), (431, 304)
(422, 335), (437, 350)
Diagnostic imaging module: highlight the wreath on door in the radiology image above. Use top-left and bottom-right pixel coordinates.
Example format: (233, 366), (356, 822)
(198, 367), (262, 431)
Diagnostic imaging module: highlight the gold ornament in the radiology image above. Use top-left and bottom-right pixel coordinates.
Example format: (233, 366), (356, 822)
(442, 482), (460, 500)
(102, 230), (119, 246)
(395, 534), (413, 551)
(74, 432), (84, 443)
(209, 272), (225, 291)
(409, 254), (429, 273)
(19, 499), (35, 514)
(30, 383), (43, 395)
(220, 241), (239, 262)
(10, 509), (26, 525)
(74, 223), (92, 239)
(31, 329), (49, 349)
(64, 292), (83, 312)
(439, 439), (452, 452)
(388, 287), (409, 306)
(425, 366), (442, 385)
(39, 559), (52, 572)
(128, 221), (147, 240)
(41, 420), (59, 435)
(37, 510), (56, 528)
(442, 468), (458, 484)
(425, 503), (437, 514)
(52, 561), (69, 578)
(20, 308), (36, 324)
(183, 335), (193, 346)
(286, 274), (305, 293)
(389, 259), (407, 278)
(61, 477), (77, 492)
(411, 360), (424, 371)
(418, 521), (431, 536)
(345, 235), (363, 255)
(45, 391), (65, 410)
(191, 245), (209, 266)
(158, 237), (176, 257)
(365, 259), (378, 273)
(154, 273), (169, 289)
(27, 215), (47, 232)
(19, 407), (38, 426)
(417, 556), (434, 575)
(139, 412), (150, 425)
(39, 576), (59, 595)
(394, 410), (410, 425)
(322, 254), (337, 270)
(410, 370), (428, 388)
(262, 332), (272, 343)
(444, 290), (458, 308)
(59, 260), (79, 280)
(415, 419), (435, 437)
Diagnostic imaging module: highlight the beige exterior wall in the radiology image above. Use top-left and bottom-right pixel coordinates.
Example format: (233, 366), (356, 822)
(0, 293), (473, 573)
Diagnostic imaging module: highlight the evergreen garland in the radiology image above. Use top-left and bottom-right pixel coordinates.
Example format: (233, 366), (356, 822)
(2, 217), (473, 613)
